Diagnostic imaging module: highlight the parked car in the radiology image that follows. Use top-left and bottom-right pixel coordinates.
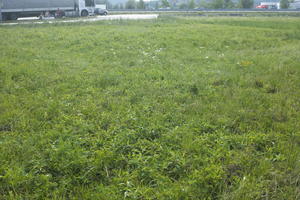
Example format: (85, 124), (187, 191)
(95, 8), (108, 15)
(256, 5), (268, 9)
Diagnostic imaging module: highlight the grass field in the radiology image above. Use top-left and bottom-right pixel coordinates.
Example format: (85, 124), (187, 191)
(0, 16), (300, 199)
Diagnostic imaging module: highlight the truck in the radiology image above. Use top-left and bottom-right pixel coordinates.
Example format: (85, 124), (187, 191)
(255, 2), (280, 9)
(94, 0), (108, 15)
(0, 0), (96, 21)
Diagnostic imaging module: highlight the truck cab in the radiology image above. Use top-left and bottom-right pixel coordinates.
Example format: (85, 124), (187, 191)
(79, 0), (96, 16)
(94, 0), (108, 15)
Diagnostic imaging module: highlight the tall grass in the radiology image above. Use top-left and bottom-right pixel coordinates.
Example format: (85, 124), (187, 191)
(0, 16), (300, 199)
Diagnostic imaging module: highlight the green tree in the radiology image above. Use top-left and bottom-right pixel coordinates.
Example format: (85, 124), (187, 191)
(224, 0), (235, 8)
(179, 3), (188, 9)
(199, 0), (210, 8)
(211, 0), (225, 8)
(137, 0), (146, 9)
(161, 0), (170, 7)
(280, 0), (289, 8)
(239, 0), (253, 8)
(126, 0), (136, 9)
(188, 0), (196, 8)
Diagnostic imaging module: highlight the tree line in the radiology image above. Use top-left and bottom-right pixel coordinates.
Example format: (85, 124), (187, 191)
(106, 0), (293, 10)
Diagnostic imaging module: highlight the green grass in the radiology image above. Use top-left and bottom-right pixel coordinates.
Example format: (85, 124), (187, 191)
(0, 16), (300, 199)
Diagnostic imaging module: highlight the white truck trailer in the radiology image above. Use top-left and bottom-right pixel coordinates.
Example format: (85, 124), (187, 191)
(0, 0), (96, 21)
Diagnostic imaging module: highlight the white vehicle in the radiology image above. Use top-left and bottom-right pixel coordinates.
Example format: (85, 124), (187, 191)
(0, 0), (96, 21)
(94, 0), (108, 15)
(95, 0), (107, 10)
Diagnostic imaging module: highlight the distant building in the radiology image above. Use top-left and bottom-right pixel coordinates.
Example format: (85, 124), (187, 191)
(290, 0), (300, 9)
